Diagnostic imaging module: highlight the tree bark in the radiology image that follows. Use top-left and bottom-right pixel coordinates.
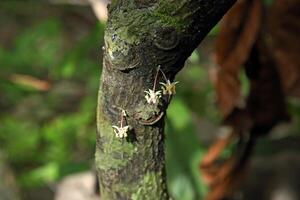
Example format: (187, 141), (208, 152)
(96, 0), (235, 199)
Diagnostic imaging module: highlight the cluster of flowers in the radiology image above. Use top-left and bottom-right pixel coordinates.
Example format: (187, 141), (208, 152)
(112, 66), (179, 139)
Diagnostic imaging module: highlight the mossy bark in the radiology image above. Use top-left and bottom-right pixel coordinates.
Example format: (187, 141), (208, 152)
(96, 0), (235, 199)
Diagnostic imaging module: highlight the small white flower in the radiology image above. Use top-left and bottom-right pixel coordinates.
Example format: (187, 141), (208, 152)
(112, 125), (130, 139)
(144, 89), (162, 104)
(160, 80), (179, 95)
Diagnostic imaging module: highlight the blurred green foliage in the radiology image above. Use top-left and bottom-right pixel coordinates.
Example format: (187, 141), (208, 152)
(0, 9), (104, 190)
(165, 51), (221, 199)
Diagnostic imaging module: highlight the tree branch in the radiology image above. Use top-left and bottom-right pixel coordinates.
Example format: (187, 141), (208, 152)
(96, 0), (236, 199)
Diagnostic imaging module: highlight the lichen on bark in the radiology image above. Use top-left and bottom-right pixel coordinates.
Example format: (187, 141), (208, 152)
(96, 0), (236, 199)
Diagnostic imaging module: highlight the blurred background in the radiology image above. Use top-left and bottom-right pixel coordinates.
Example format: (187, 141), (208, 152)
(0, 1), (300, 200)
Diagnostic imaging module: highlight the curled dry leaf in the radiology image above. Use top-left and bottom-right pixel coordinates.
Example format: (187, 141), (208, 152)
(213, 0), (262, 117)
(204, 1), (300, 199)
(267, 0), (300, 97)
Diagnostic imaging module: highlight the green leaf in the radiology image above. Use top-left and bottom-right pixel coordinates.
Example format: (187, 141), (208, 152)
(20, 162), (59, 187)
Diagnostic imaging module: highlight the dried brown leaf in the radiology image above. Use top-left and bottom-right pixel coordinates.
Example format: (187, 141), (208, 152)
(267, 0), (300, 97)
(213, 0), (262, 117)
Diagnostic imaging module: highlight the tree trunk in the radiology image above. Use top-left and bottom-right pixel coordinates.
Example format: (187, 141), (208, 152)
(96, 0), (235, 199)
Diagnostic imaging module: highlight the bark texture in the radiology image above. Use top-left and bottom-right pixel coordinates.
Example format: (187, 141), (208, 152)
(96, 0), (235, 199)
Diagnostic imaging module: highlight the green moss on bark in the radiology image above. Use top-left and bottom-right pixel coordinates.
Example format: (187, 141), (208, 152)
(96, 90), (137, 171)
(131, 172), (167, 200)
